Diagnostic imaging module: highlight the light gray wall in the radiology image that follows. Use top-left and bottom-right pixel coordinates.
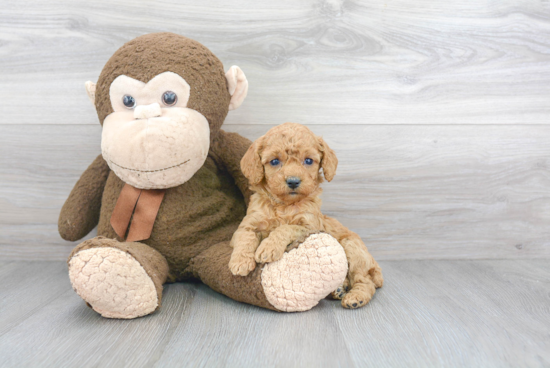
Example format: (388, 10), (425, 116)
(1, 0), (549, 260)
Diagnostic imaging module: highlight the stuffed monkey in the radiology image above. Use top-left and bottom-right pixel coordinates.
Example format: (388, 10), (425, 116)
(59, 33), (348, 318)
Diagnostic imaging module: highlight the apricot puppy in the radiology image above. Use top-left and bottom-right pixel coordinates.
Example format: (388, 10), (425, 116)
(229, 123), (383, 309)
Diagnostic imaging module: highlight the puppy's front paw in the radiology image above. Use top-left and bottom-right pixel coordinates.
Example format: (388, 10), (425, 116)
(229, 253), (256, 276)
(255, 238), (285, 263)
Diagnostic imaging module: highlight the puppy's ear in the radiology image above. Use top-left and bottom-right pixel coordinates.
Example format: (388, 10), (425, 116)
(318, 136), (338, 181)
(241, 138), (264, 185)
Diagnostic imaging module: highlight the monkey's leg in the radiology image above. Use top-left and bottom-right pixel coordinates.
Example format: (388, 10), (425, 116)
(67, 236), (169, 319)
(188, 233), (348, 312)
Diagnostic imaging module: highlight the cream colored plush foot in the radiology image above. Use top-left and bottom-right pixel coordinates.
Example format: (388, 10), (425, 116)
(261, 233), (348, 312)
(68, 247), (158, 319)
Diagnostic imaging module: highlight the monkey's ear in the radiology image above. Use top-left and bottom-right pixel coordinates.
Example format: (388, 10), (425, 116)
(318, 136), (338, 182)
(85, 81), (96, 105)
(241, 139), (264, 185)
(225, 66), (248, 111)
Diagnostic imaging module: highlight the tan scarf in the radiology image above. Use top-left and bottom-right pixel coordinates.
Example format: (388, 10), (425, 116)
(110, 184), (166, 242)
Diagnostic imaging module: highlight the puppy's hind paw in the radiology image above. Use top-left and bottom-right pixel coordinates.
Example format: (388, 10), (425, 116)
(229, 253), (256, 276)
(331, 277), (350, 300)
(341, 288), (373, 309)
(330, 287), (346, 300)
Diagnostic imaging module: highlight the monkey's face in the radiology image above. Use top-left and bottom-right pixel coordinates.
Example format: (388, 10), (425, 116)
(86, 33), (249, 190)
(101, 72), (209, 189)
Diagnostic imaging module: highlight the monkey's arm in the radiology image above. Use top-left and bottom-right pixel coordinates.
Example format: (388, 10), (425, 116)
(58, 154), (111, 241)
(210, 130), (253, 206)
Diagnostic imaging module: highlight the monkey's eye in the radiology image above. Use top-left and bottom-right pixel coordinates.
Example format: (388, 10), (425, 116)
(270, 159), (280, 166)
(122, 95), (136, 109)
(162, 91), (178, 106)
(304, 158), (314, 165)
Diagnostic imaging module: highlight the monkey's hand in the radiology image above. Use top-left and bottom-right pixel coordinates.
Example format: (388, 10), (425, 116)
(58, 155), (110, 241)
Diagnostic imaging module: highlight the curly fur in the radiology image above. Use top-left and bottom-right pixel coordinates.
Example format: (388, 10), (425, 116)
(229, 122), (383, 309)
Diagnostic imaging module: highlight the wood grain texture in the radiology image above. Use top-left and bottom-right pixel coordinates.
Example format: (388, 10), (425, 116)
(1, 124), (550, 261)
(1, 1), (550, 260)
(0, 260), (548, 367)
(0, 0), (550, 125)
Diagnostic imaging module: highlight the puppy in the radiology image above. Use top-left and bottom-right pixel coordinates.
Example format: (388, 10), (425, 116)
(229, 123), (383, 309)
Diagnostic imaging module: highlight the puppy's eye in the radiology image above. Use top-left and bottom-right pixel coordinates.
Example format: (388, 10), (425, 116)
(162, 91), (178, 106)
(270, 159), (280, 166)
(304, 158), (314, 165)
(122, 95), (136, 109)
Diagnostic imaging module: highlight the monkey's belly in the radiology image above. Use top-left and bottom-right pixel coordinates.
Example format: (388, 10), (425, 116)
(97, 165), (246, 274)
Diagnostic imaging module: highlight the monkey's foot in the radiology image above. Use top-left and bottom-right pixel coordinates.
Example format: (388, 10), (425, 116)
(68, 246), (159, 319)
(261, 233), (348, 312)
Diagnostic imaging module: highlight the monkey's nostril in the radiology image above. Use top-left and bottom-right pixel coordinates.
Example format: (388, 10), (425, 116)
(286, 177), (301, 189)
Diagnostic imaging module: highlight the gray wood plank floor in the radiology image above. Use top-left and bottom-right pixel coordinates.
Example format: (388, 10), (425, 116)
(0, 260), (548, 368)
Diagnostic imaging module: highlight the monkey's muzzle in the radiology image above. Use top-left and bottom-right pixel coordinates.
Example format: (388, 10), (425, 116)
(101, 107), (210, 189)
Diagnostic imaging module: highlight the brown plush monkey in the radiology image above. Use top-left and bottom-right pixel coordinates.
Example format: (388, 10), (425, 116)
(59, 33), (347, 318)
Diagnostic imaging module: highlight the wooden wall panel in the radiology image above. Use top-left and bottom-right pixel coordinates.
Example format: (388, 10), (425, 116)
(2, 124), (549, 261)
(1, 0), (549, 260)
(0, 0), (549, 126)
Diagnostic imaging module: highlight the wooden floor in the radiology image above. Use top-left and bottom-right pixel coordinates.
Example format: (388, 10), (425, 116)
(0, 260), (548, 368)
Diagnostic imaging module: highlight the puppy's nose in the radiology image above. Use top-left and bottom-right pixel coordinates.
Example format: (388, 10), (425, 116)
(134, 103), (162, 119)
(286, 177), (301, 189)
